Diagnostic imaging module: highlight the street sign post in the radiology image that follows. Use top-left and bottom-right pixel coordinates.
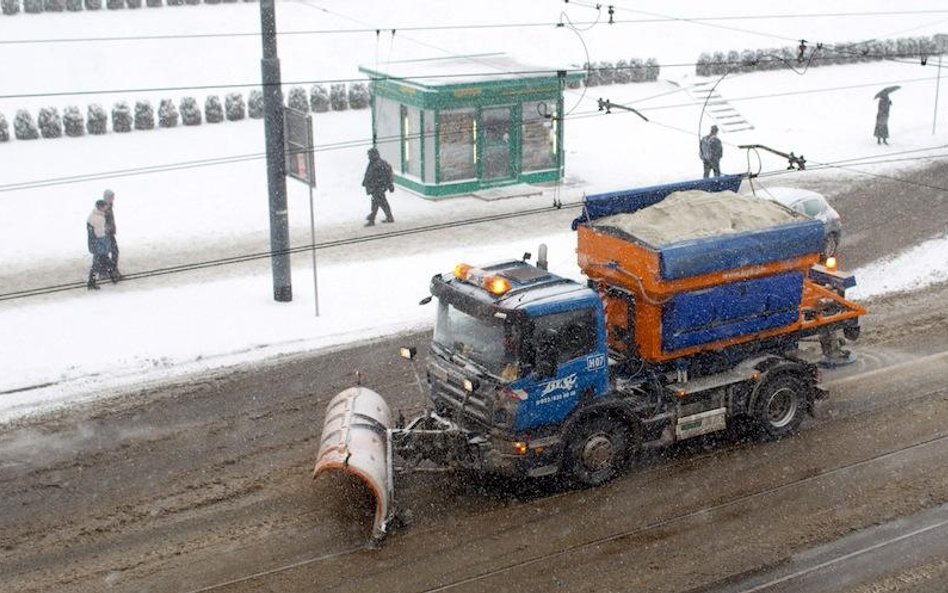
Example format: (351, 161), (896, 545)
(284, 108), (319, 316)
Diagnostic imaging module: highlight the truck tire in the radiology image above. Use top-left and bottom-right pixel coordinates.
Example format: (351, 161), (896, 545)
(751, 374), (807, 440)
(564, 417), (631, 487)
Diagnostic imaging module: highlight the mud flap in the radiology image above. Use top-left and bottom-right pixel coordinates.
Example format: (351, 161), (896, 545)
(314, 387), (394, 541)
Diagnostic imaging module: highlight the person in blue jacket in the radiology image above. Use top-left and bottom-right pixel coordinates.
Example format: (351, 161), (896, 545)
(86, 200), (113, 290)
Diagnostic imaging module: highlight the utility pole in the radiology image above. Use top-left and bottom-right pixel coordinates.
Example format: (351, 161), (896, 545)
(259, 0), (292, 302)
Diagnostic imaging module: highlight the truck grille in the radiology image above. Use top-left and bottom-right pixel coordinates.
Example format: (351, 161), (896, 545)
(428, 361), (491, 426)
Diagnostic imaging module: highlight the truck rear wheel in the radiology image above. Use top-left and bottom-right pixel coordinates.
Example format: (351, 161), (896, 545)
(564, 417), (631, 487)
(752, 374), (807, 440)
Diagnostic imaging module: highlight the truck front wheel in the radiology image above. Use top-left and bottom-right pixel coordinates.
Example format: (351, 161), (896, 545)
(752, 374), (807, 440)
(564, 417), (631, 487)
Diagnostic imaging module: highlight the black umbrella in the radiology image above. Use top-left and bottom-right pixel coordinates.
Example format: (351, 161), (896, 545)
(874, 85), (901, 99)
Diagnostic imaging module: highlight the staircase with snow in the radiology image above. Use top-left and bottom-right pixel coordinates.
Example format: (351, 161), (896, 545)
(689, 81), (755, 133)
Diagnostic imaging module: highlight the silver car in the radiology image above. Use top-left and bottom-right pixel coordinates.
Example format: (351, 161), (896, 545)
(754, 186), (842, 257)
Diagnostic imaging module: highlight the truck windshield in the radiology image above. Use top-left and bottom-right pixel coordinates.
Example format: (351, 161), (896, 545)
(433, 301), (519, 377)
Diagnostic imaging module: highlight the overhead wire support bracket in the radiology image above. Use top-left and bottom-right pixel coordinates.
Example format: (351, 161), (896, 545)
(597, 98), (649, 121)
(738, 144), (807, 171)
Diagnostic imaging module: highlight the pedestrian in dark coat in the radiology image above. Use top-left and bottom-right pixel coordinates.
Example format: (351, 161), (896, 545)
(361, 147), (395, 227)
(86, 200), (113, 290)
(102, 189), (122, 281)
(699, 125), (723, 178)
(874, 95), (891, 144)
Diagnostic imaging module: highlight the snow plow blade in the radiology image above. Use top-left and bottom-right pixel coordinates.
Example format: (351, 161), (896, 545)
(313, 387), (394, 541)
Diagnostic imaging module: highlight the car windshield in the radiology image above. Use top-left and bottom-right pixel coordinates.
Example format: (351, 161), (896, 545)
(433, 301), (520, 376)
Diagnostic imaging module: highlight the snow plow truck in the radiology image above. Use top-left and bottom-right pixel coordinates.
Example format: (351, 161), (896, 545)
(314, 175), (866, 542)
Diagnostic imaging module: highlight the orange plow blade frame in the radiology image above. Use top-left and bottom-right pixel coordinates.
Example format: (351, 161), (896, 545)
(313, 387), (395, 541)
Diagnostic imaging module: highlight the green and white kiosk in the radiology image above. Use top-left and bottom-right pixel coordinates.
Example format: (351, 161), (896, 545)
(359, 54), (583, 198)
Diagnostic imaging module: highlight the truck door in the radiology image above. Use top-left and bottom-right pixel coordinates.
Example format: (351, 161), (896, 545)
(516, 307), (609, 430)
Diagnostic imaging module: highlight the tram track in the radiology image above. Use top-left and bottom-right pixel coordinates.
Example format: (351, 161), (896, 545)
(180, 381), (948, 593)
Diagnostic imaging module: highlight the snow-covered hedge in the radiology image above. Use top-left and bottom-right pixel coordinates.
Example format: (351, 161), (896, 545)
(37, 107), (63, 138)
(84, 0), (101, 8)
(248, 89), (264, 119)
(695, 35), (943, 76)
(24, 0), (41, 12)
(66, 0), (82, 9)
(205, 95), (223, 123)
(63, 106), (84, 137)
(14, 110), (39, 140)
(145, 0), (161, 6)
(330, 84), (348, 111)
(87, 104), (107, 134)
(348, 83), (369, 109)
(645, 58), (660, 81)
(112, 102), (132, 132)
(310, 85), (330, 112)
(0, 113), (10, 142)
(225, 93), (245, 121)
(106, 0), (123, 8)
(43, 0), (64, 9)
(126, 0), (142, 7)
(1, 0), (19, 15)
(180, 97), (202, 126)
(158, 99), (178, 127)
(134, 100), (155, 130)
(287, 86), (308, 112)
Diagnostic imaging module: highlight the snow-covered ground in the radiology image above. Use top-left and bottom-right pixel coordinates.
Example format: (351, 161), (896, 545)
(2, 0), (948, 422)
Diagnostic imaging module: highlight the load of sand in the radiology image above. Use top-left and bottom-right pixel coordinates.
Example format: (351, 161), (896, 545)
(593, 190), (804, 245)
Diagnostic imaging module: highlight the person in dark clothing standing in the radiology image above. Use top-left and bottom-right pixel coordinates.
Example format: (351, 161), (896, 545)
(362, 147), (395, 227)
(86, 200), (113, 290)
(102, 189), (122, 281)
(874, 95), (891, 144)
(699, 125), (723, 178)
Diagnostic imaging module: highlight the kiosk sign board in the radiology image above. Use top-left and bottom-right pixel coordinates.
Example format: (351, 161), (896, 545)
(285, 108), (316, 187)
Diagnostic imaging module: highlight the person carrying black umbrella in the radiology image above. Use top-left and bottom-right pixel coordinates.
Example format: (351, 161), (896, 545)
(874, 86), (898, 145)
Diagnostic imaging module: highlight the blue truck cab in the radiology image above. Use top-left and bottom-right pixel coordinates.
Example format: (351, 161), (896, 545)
(426, 259), (611, 477)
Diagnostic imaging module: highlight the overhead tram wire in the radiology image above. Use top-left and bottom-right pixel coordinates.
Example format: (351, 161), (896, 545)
(3, 48), (937, 102)
(3, 8), (948, 45)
